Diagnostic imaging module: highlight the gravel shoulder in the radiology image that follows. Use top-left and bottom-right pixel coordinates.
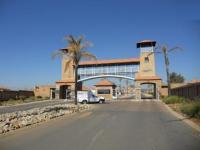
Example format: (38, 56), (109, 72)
(0, 99), (73, 114)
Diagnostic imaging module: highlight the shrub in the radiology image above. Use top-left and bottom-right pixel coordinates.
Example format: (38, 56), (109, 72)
(180, 101), (200, 119)
(8, 98), (16, 101)
(24, 96), (35, 101)
(163, 96), (186, 104)
(44, 96), (50, 100)
(160, 95), (167, 99)
(36, 96), (42, 99)
(19, 96), (26, 101)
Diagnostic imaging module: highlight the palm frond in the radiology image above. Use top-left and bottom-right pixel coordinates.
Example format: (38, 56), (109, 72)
(161, 45), (168, 53)
(77, 35), (84, 45)
(154, 44), (163, 51)
(147, 51), (161, 56)
(168, 46), (183, 52)
(60, 48), (69, 53)
(147, 52), (154, 57)
(81, 51), (97, 60)
(54, 34), (96, 67)
(52, 48), (68, 59)
(65, 35), (76, 45)
(78, 41), (92, 54)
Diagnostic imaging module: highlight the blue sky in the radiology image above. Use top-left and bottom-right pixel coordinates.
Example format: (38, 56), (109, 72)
(0, 0), (200, 89)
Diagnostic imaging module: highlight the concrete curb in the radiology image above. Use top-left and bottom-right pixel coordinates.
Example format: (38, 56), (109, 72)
(108, 99), (160, 102)
(162, 102), (200, 132)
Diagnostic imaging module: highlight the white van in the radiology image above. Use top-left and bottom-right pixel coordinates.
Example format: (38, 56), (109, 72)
(77, 91), (105, 104)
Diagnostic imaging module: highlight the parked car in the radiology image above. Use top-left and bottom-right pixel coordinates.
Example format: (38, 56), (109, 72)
(77, 91), (105, 104)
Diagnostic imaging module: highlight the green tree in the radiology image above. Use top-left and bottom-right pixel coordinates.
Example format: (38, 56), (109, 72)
(170, 72), (185, 83)
(53, 35), (96, 105)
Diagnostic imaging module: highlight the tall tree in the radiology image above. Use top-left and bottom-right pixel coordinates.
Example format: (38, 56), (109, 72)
(148, 45), (182, 96)
(170, 72), (185, 83)
(53, 35), (96, 105)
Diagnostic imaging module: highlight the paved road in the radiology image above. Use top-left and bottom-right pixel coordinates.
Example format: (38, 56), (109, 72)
(0, 101), (200, 150)
(0, 100), (72, 114)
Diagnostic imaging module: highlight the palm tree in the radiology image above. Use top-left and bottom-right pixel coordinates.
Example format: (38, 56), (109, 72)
(53, 35), (96, 105)
(148, 45), (182, 96)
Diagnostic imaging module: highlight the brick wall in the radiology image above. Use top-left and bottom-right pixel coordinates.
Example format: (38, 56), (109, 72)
(171, 82), (200, 100)
(0, 90), (34, 100)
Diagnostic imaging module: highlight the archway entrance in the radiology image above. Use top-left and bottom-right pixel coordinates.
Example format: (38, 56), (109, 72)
(59, 85), (68, 99)
(141, 83), (156, 99)
(79, 76), (136, 100)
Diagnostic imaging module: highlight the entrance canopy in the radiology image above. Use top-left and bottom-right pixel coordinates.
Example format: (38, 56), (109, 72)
(78, 74), (134, 82)
(78, 58), (139, 82)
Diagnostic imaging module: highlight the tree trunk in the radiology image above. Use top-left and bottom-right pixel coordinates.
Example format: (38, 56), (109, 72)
(163, 50), (171, 96)
(74, 66), (78, 105)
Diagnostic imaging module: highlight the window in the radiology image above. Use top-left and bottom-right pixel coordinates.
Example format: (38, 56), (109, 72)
(144, 57), (149, 63)
(118, 65), (125, 73)
(78, 68), (84, 75)
(97, 89), (110, 94)
(109, 66), (116, 74)
(86, 67), (93, 75)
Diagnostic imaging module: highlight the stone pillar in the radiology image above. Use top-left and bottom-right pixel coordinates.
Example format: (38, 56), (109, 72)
(50, 88), (56, 100)
(135, 87), (141, 100)
(135, 82), (141, 100)
(55, 85), (60, 99)
(157, 87), (159, 100)
(156, 87), (160, 100)
(50, 89), (53, 100)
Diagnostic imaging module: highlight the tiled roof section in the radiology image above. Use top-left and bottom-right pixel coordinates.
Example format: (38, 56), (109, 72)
(0, 86), (10, 91)
(171, 80), (200, 89)
(138, 40), (155, 43)
(188, 80), (200, 84)
(171, 83), (187, 89)
(95, 79), (115, 86)
(56, 79), (75, 83)
(135, 76), (161, 81)
(79, 58), (140, 66)
(82, 86), (96, 91)
(35, 85), (55, 88)
(137, 40), (156, 48)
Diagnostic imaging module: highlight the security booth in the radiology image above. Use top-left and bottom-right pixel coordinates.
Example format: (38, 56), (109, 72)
(95, 79), (116, 100)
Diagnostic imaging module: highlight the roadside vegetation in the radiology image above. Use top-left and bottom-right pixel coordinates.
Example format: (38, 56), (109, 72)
(163, 96), (187, 104)
(163, 96), (200, 119)
(0, 96), (50, 106)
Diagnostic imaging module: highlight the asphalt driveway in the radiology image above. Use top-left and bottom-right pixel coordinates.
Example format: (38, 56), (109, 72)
(0, 101), (200, 150)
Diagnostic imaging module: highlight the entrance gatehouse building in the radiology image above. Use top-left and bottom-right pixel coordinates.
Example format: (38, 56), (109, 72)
(54, 40), (162, 100)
